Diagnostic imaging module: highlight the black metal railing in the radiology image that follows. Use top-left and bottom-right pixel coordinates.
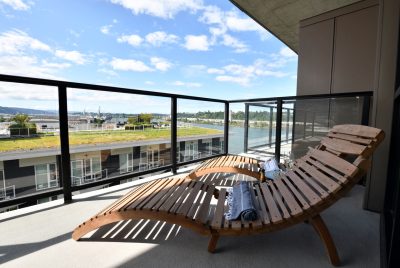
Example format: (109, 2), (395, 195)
(0, 74), (373, 209)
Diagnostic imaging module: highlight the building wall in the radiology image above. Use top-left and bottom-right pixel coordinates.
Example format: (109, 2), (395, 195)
(296, 0), (399, 211)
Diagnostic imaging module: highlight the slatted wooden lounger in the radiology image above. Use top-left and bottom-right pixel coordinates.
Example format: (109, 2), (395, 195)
(72, 124), (384, 266)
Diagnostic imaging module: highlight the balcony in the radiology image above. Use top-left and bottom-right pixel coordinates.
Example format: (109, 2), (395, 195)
(0, 170), (380, 267)
(0, 73), (380, 267)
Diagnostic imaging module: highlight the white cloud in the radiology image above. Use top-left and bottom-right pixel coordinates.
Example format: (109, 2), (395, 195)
(0, 55), (63, 80)
(221, 34), (247, 53)
(150, 57), (172, 71)
(100, 25), (112, 35)
(145, 31), (179, 46)
(0, 0), (31, 11)
(215, 75), (250, 86)
(110, 0), (203, 19)
(110, 58), (153, 72)
(98, 68), (118, 76)
(171, 81), (202, 88)
(0, 30), (51, 55)
(280, 47), (297, 58)
(207, 68), (224, 74)
(210, 58), (290, 86)
(41, 60), (71, 69)
(184, 35), (209, 51)
(145, 81), (155, 85)
(0, 82), (59, 101)
(117, 34), (143, 47)
(55, 50), (87, 65)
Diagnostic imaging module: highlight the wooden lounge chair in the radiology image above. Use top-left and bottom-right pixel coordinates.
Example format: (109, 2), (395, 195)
(72, 124), (384, 266)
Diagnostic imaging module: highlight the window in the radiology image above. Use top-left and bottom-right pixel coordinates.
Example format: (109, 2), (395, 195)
(119, 153), (133, 174)
(35, 163), (58, 190)
(203, 139), (212, 156)
(184, 141), (200, 161)
(71, 157), (104, 186)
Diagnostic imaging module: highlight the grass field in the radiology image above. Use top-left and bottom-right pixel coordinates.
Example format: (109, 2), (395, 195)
(0, 127), (222, 152)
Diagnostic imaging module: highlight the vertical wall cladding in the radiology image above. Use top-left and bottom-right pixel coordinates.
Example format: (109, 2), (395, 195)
(132, 146), (140, 171)
(199, 139), (206, 154)
(101, 150), (120, 178)
(159, 143), (171, 165)
(212, 138), (220, 154)
(4, 160), (36, 196)
(179, 141), (185, 162)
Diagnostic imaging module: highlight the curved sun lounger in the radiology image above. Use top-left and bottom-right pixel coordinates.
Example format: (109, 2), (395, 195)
(72, 124), (384, 266)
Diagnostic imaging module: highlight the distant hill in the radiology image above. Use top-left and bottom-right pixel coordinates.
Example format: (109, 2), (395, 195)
(0, 106), (57, 115)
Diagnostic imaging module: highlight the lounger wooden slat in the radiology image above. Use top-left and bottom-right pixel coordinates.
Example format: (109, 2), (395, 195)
(274, 178), (303, 216)
(269, 182), (291, 219)
(143, 178), (182, 210)
(159, 180), (192, 213)
(170, 181), (196, 214)
(254, 183), (271, 225)
(260, 183), (283, 223)
(321, 137), (366, 156)
(293, 168), (329, 199)
(303, 155), (347, 184)
(332, 124), (381, 138)
(195, 185), (215, 224)
(327, 132), (373, 145)
(281, 175), (311, 210)
(128, 179), (174, 210)
(73, 124), (384, 267)
(177, 181), (204, 216)
(123, 179), (168, 211)
(307, 148), (358, 177)
(248, 184), (263, 229)
(211, 188), (227, 229)
(285, 170), (322, 205)
(296, 159), (340, 193)
(186, 185), (207, 220)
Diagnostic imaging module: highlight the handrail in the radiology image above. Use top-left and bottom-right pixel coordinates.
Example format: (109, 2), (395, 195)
(0, 73), (373, 209)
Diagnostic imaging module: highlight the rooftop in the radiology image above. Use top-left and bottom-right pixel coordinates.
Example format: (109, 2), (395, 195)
(0, 169), (379, 268)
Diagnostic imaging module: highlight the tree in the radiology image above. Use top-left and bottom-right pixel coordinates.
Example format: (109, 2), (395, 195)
(138, 113), (152, 124)
(9, 113), (37, 136)
(127, 116), (138, 125)
(11, 114), (30, 127)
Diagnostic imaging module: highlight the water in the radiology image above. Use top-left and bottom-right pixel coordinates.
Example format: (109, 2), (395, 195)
(192, 123), (291, 154)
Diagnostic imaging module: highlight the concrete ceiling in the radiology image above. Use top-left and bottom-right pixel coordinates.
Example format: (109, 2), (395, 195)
(230, 0), (361, 52)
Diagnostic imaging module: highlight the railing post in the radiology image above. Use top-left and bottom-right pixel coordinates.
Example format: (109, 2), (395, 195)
(286, 108), (290, 142)
(58, 85), (72, 203)
(171, 97), (177, 174)
(244, 103), (249, 153)
(269, 107), (273, 147)
(275, 99), (283, 162)
(361, 96), (371, 126)
(224, 102), (229, 155)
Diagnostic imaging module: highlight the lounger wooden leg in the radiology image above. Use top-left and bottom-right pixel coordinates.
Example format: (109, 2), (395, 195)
(310, 214), (340, 266)
(208, 233), (219, 253)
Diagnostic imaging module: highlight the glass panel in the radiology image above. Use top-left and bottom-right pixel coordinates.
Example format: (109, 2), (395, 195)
(71, 160), (83, 186)
(67, 88), (171, 192)
(0, 82), (61, 206)
(177, 100), (224, 163)
(228, 103), (245, 154)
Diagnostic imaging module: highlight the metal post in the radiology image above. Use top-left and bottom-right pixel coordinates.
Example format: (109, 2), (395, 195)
(58, 85), (72, 203)
(275, 99), (283, 162)
(303, 111), (307, 139)
(224, 102), (229, 155)
(286, 108), (290, 142)
(244, 103), (249, 153)
(361, 96), (371, 126)
(171, 97), (177, 174)
(269, 107), (273, 147)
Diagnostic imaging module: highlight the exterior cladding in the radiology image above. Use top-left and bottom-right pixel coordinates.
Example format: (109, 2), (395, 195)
(4, 160), (36, 196)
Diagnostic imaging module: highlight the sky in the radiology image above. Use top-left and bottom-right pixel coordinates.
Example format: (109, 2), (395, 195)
(0, 0), (298, 113)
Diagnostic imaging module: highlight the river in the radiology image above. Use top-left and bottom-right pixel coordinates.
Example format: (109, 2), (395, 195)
(191, 123), (292, 154)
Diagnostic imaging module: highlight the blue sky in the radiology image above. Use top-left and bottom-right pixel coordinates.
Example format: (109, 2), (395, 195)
(0, 0), (298, 113)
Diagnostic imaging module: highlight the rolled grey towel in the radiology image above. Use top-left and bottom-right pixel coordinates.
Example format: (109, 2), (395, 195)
(225, 181), (258, 221)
